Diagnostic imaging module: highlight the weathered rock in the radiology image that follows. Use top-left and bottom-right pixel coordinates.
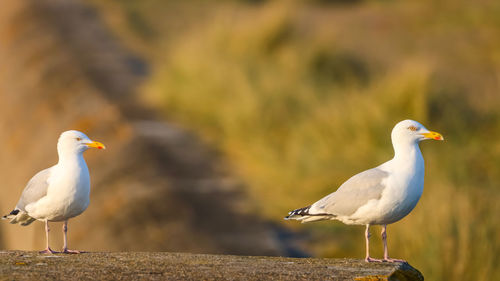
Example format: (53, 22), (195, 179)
(0, 251), (423, 281)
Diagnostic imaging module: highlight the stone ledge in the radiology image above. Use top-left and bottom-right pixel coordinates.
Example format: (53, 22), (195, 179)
(0, 251), (423, 280)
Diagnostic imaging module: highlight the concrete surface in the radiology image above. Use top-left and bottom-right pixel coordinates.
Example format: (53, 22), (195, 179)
(0, 251), (423, 281)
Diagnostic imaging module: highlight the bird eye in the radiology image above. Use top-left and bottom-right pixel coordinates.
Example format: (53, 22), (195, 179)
(408, 126), (418, 131)
(76, 137), (82, 141)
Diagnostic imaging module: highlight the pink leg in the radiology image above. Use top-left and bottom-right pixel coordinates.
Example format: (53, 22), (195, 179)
(62, 220), (81, 254)
(364, 224), (381, 262)
(381, 225), (405, 263)
(40, 220), (57, 254)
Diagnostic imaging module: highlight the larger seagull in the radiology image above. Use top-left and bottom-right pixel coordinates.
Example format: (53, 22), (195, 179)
(285, 120), (443, 262)
(3, 130), (105, 254)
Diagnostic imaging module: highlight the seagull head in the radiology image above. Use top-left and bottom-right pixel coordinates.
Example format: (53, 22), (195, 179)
(391, 120), (444, 146)
(57, 130), (106, 155)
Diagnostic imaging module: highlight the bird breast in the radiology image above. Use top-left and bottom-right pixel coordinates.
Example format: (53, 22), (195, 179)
(375, 162), (425, 224)
(39, 163), (91, 221)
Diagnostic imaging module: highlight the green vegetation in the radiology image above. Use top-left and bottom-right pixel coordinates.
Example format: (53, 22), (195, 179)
(92, 1), (500, 280)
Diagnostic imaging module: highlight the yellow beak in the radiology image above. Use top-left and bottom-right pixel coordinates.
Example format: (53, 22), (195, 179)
(421, 131), (444, 141)
(86, 141), (106, 149)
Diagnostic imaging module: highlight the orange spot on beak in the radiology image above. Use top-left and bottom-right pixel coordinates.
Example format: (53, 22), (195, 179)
(421, 131), (444, 141)
(86, 141), (106, 150)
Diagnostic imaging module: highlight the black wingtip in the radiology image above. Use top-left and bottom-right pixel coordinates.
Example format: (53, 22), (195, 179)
(3, 209), (19, 218)
(286, 206), (311, 219)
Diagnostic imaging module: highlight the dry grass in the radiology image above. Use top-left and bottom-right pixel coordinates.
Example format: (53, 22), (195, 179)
(92, 0), (500, 280)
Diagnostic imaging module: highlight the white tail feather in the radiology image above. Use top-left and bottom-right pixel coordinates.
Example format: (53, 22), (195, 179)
(2, 210), (36, 226)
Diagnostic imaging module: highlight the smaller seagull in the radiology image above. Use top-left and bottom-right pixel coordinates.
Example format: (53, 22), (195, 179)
(2, 130), (105, 254)
(285, 120), (443, 262)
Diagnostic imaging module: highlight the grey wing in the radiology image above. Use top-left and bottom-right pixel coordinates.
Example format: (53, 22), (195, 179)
(311, 168), (389, 216)
(15, 167), (52, 211)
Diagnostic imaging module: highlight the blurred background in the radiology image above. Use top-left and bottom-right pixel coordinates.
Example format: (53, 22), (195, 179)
(0, 0), (499, 280)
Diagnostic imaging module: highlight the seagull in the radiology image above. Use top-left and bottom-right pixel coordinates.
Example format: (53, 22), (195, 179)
(285, 120), (443, 262)
(2, 130), (105, 254)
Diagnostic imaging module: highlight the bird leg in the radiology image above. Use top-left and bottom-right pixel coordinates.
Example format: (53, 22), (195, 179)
(62, 220), (81, 254)
(381, 225), (405, 263)
(365, 224), (381, 262)
(39, 220), (57, 254)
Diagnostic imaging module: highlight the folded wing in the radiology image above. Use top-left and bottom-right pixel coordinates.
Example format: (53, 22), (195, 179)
(2, 167), (52, 225)
(286, 167), (388, 223)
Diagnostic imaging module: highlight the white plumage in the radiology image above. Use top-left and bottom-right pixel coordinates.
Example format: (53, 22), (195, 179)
(285, 120), (443, 262)
(3, 130), (105, 254)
